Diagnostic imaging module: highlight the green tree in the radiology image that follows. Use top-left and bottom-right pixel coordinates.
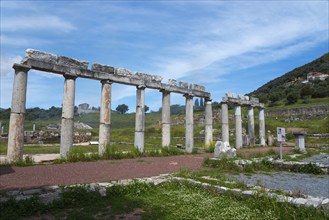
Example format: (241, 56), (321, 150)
(200, 98), (204, 107)
(194, 99), (199, 107)
(286, 92), (299, 105)
(145, 105), (149, 113)
(300, 84), (314, 98)
(116, 104), (129, 114)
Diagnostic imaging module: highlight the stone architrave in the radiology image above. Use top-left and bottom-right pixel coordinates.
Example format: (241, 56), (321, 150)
(185, 94), (194, 153)
(7, 64), (30, 162)
(247, 106), (255, 146)
(60, 75), (76, 156)
(134, 86), (145, 152)
(204, 99), (213, 146)
(221, 102), (229, 143)
(235, 105), (243, 149)
(161, 90), (171, 147)
(99, 80), (112, 155)
(259, 108), (266, 146)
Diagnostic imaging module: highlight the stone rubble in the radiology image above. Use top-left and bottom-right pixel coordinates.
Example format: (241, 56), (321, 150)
(214, 141), (237, 158)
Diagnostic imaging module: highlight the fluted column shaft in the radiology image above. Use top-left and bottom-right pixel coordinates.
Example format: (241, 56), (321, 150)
(161, 91), (171, 147)
(247, 106), (255, 146)
(221, 102), (229, 143)
(235, 105), (243, 149)
(259, 108), (266, 146)
(7, 64), (30, 162)
(185, 94), (194, 153)
(204, 99), (213, 146)
(60, 76), (76, 156)
(99, 80), (112, 154)
(134, 86), (145, 152)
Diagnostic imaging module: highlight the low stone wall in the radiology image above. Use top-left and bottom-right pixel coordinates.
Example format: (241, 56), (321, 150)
(1, 174), (328, 209)
(265, 105), (329, 117)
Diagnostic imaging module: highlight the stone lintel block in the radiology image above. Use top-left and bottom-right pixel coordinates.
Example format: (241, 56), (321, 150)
(135, 72), (163, 83)
(190, 84), (205, 91)
(57, 56), (88, 69)
(22, 49), (57, 65)
(168, 79), (176, 86)
(92, 63), (115, 74)
(23, 49), (89, 69)
(115, 68), (133, 76)
(178, 81), (188, 89)
(145, 81), (161, 89)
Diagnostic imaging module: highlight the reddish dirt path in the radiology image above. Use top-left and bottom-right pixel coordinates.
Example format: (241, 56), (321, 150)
(0, 147), (293, 190)
(237, 146), (293, 157)
(0, 154), (211, 190)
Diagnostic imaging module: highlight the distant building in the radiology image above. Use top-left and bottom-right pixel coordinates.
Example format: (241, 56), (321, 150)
(78, 103), (89, 110)
(77, 103), (99, 115)
(307, 72), (328, 81)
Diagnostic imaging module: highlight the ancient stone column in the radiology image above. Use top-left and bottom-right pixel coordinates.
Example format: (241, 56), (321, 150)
(60, 75), (76, 156)
(185, 94), (194, 153)
(247, 106), (255, 146)
(161, 90), (171, 147)
(99, 80), (112, 155)
(134, 86), (145, 152)
(204, 99), (213, 146)
(259, 108), (266, 146)
(7, 64), (30, 162)
(235, 105), (243, 149)
(221, 102), (229, 144)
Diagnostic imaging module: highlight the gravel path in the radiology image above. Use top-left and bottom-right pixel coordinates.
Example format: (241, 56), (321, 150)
(0, 154), (211, 190)
(228, 171), (329, 198)
(302, 153), (329, 165)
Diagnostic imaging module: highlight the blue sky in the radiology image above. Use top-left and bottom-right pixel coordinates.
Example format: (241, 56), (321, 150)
(1, 0), (328, 112)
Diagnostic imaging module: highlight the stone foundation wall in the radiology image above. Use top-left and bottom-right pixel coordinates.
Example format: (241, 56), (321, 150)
(265, 105), (329, 117)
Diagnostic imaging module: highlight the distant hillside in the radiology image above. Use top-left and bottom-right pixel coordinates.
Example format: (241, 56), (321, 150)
(248, 53), (329, 105)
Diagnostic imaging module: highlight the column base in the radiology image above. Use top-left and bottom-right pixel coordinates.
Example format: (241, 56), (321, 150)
(7, 113), (25, 162)
(134, 131), (144, 152)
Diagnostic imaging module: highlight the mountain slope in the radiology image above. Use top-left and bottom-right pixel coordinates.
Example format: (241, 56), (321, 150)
(248, 53), (329, 103)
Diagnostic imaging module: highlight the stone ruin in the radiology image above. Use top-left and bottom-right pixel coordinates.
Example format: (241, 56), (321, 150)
(7, 49), (213, 162)
(221, 92), (266, 149)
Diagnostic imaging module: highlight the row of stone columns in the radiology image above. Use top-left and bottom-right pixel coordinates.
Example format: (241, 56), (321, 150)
(7, 64), (213, 161)
(221, 102), (266, 148)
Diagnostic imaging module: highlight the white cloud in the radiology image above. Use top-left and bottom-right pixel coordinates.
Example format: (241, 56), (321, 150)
(151, 1), (328, 83)
(0, 35), (51, 47)
(1, 15), (75, 32)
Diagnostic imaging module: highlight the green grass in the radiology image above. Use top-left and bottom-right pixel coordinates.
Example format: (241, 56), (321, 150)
(265, 97), (329, 109)
(1, 181), (327, 220)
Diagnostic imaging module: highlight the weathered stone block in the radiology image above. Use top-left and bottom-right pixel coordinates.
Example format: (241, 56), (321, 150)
(22, 49), (57, 64)
(178, 81), (188, 89)
(168, 79), (176, 86)
(115, 68), (133, 76)
(57, 56), (88, 69)
(91, 63), (115, 74)
(214, 141), (236, 158)
(191, 84), (205, 91)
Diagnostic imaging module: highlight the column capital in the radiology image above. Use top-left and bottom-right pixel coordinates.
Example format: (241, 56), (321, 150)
(183, 93), (194, 99)
(13, 63), (30, 72)
(160, 89), (170, 94)
(63, 74), (77, 80)
(205, 98), (212, 103)
(101, 79), (113, 85)
(137, 85), (146, 90)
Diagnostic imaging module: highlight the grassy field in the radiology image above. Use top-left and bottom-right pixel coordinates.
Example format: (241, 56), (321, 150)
(0, 97), (328, 155)
(1, 181), (327, 220)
